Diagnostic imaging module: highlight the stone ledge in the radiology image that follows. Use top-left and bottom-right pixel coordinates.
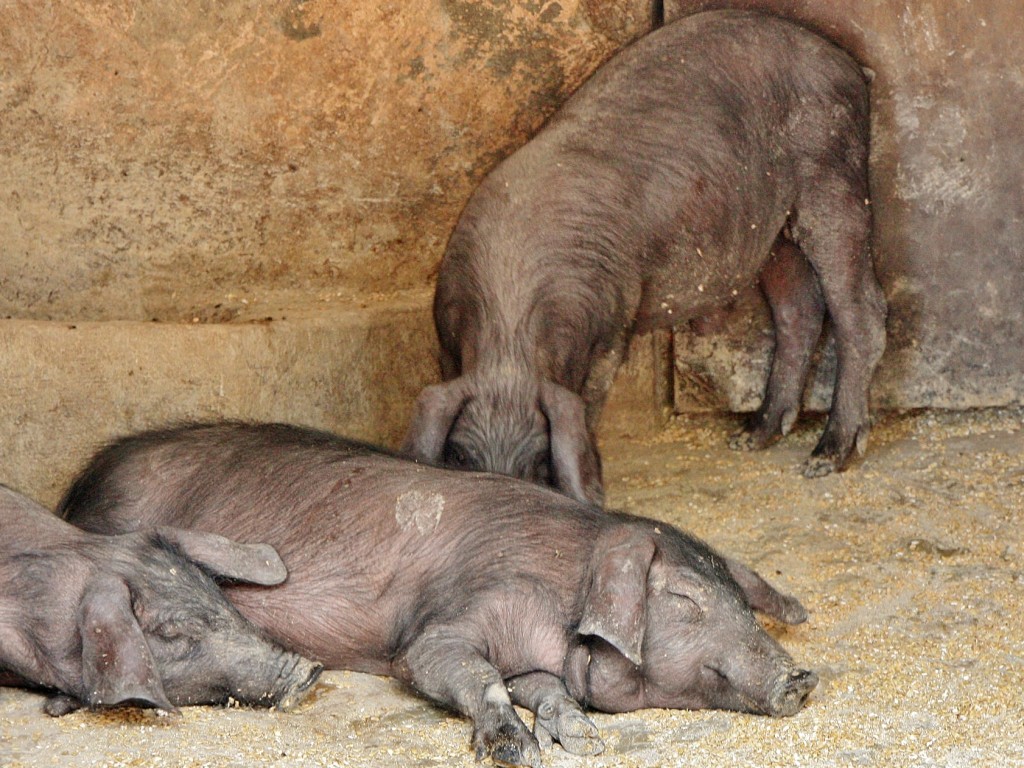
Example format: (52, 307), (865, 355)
(0, 301), (667, 506)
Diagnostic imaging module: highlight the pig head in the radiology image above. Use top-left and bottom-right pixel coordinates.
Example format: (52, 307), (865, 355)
(402, 373), (604, 506)
(565, 521), (816, 718)
(0, 484), (321, 716)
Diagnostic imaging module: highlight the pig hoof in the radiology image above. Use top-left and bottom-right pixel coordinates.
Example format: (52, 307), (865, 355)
(473, 707), (542, 768)
(43, 694), (83, 717)
(801, 455), (837, 478)
(534, 697), (604, 756)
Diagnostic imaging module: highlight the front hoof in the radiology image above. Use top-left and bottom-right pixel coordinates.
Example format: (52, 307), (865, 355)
(44, 694), (83, 717)
(534, 696), (603, 756)
(551, 710), (604, 756)
(473, 706), (542, 768)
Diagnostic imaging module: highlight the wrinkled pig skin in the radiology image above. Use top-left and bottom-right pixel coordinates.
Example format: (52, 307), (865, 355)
(0, 484), (321, 717)
(404, 10), (887, 505)
(59, 422), (818, 767)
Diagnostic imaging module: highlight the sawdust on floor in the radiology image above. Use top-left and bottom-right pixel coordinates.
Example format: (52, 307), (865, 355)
(2, 408), (1022, 767)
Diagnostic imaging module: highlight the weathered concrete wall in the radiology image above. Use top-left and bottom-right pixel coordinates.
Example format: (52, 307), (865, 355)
(0, 301), (438, 506)
(0, 0), (645, 321)
(666, 0), (1024, 412)
(0, 0), (657, 501)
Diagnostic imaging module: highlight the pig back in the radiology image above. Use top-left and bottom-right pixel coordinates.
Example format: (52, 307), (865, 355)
(448, 9), (870, 339)
(58, 423), (603, 668)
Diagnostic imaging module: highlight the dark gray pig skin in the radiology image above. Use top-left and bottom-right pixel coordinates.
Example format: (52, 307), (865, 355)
(0, 483), (321, 717)
(59, 422), (818, 767)
(404, 9), (887, 505)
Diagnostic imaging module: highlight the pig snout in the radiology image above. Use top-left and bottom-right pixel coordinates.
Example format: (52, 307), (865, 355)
(224, 649), (322, 710)
(273, 653), (323, 710)
(724, 655), (819, 717)
(262, 652), (323, 710)
(767, 667), (818, 717)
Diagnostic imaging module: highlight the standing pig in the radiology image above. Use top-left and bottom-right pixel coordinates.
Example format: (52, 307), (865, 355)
(60, 422), (817, 767)
(0, 483), (321, 716)
(403, 10), (887, 505)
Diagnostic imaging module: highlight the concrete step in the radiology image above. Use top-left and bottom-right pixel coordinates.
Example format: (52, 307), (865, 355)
(0, 297), (666, 507)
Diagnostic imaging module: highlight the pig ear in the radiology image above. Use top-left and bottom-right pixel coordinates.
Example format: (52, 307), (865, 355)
(722, 557), (809, 625)
(401, 378), (472, 463)
(78, 575), (176, 712)
(578, 527), (656, 665)
(538, 380), (603, 506)
(156, 528), (288, 586)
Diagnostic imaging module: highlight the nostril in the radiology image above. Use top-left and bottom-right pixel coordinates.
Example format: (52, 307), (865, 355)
(770, 668), (818, 717)
(788, 668), (818, 692)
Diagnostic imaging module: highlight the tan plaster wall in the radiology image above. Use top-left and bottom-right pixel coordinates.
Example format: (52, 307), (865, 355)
(0, 0), (649, 321)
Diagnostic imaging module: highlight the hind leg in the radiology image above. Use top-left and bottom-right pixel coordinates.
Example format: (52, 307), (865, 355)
(793, 187), (887, 477)
(730, 236), (826, 452)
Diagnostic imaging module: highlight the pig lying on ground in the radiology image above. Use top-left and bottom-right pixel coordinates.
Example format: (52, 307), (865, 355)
(0, 483), (321, 716)
(403, 9), (887, 505)
(59, 422), (817, 766)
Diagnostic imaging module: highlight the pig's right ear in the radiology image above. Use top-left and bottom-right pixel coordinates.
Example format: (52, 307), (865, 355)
(722, 556), (809, 625)
(539, 380), (604, 507)
(78, 575), (176, 713)
(578, 528), (656, 665)
(157, 528), (289, 586)
(401, 378), (472, 463)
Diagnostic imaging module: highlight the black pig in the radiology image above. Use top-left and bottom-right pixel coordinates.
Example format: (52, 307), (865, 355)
(60, 422), (817, 766)
(403, 10), (887, 505)
(0, 483), (321, 716)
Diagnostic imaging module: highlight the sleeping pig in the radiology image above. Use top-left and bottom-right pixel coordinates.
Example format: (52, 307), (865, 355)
(59, 422), (818, 766)
(0, 483), (321, 716)
(403, 9), (887, 505)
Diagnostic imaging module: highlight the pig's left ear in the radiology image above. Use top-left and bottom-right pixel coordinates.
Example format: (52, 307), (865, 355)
(722, 556), (808, 625)
(78, 575), (176, 713)
(539, 380), (604, 507)
(578, 527), (656, 665)
(157, 527), (289, 586)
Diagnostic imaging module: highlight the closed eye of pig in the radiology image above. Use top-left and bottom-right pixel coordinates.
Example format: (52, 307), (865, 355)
(404, 8), (887, 505)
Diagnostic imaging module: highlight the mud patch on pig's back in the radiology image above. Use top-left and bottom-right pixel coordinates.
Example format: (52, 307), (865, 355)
(394, 490), (445, 535)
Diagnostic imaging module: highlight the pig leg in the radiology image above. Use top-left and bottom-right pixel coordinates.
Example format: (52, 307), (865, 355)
(507, 671), (604, 756)
(730, 237), (825, 451)
(579, 338), (627, 430)
(395, 630), (542, 768)
(793, 188), (886, 477)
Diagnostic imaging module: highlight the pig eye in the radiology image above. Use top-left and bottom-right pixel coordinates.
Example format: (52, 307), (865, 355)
(153, 616), (207, 642)
(444, 443), (471, 468)
(667, 592), (702, 622)
(154, 621), (187, 641)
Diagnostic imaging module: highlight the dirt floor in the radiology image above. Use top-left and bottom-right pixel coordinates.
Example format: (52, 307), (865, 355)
(2, 407), (1023, 767)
